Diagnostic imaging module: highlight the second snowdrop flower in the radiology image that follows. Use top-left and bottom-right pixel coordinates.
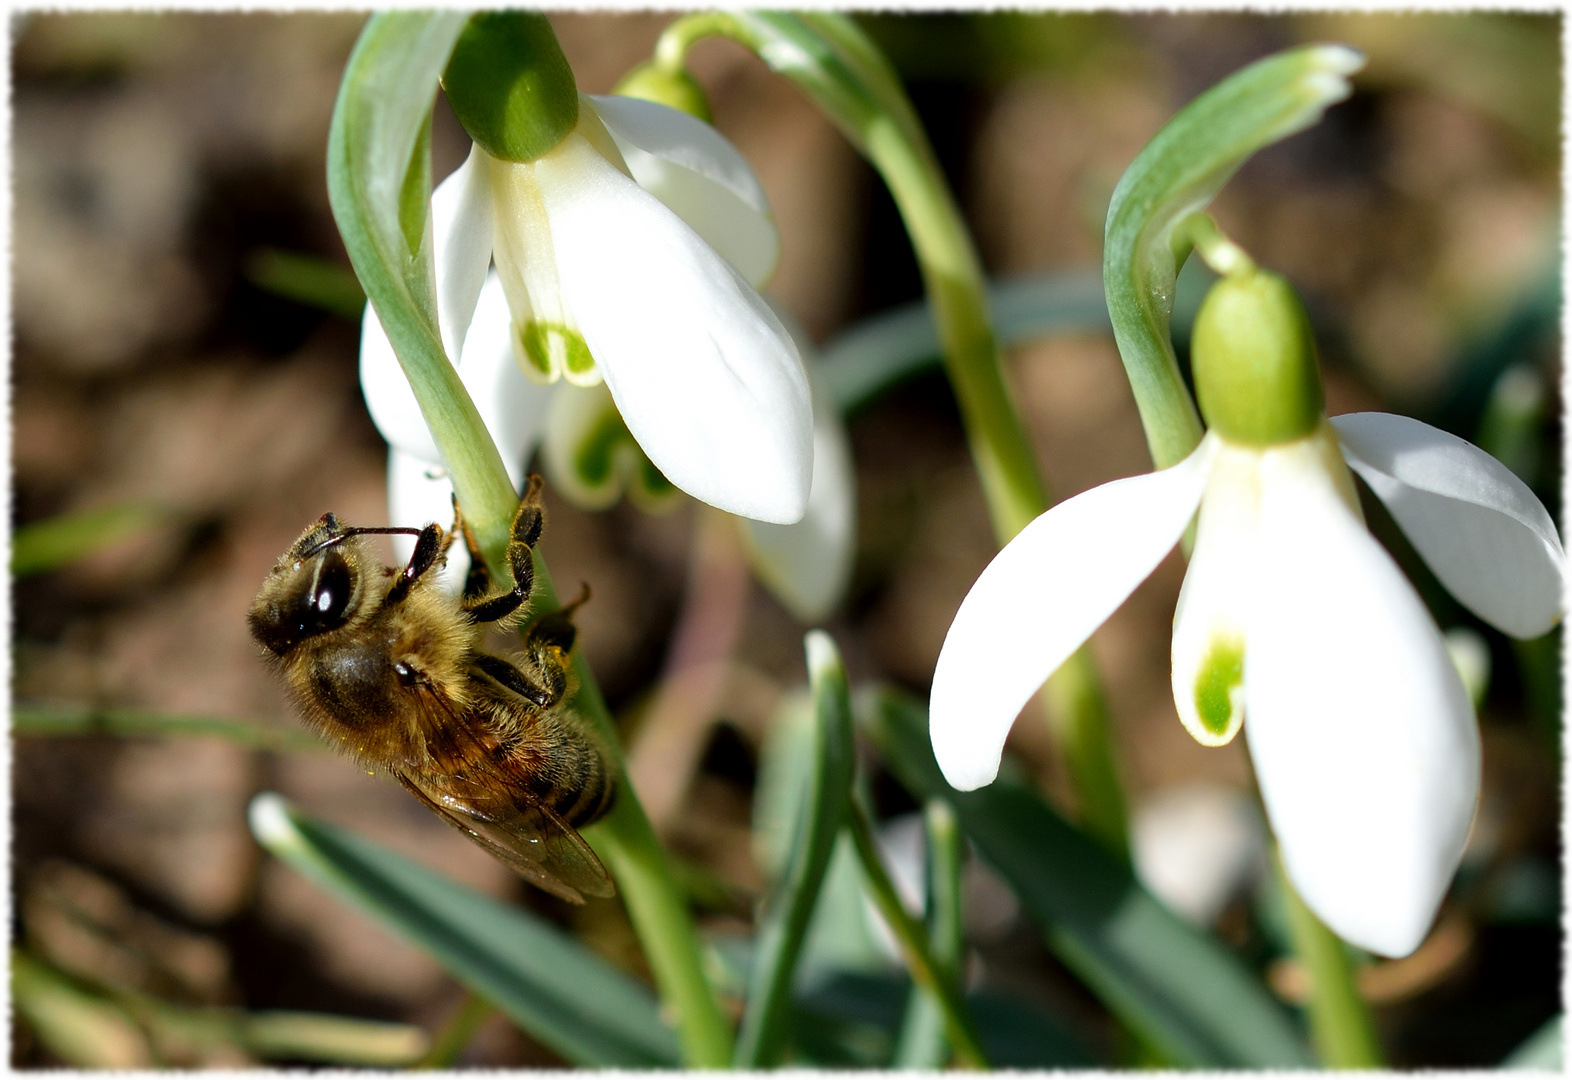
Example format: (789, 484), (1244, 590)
(930, 265), (1565, 958)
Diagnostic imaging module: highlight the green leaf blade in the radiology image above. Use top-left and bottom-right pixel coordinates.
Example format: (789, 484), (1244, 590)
(861, 689), (1314, 1068)
(248, 794), (680, 1068)
(243, 248), (367, 320)
(13, 703), (323, 753)
(12, 501), (172, 577)
(733, 632), (857, 1066)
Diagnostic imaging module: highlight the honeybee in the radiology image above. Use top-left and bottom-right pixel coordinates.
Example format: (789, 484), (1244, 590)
(247, 476), (616, 904)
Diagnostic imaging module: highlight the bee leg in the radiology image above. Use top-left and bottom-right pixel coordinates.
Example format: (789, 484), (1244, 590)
(526, 582), (591, 653)
(472, 652), (559, 709)
(510, 583), (591, 707)
(463, 475), (545, 625)
(449, 495), (493, 603)
(384, 523), (445, 608)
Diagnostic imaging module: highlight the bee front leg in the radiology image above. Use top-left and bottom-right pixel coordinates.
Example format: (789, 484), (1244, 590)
(384, 523), (446, 608)
(463, 476), (545, 625)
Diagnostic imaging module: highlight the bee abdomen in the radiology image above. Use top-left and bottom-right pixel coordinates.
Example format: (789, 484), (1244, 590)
(551, 740), (616, 828)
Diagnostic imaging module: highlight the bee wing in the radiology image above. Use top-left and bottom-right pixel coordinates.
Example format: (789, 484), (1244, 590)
(394, 767), (615, 905)
(401, 680), (614, 904)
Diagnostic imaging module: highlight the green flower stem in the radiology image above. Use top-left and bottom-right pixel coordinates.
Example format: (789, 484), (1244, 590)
(327, 12), (517, 568)
(1276, 851), (1384, 1067)
(818, 269), (1108, 416)
(1039, 651), (1130, 862)
(654, 9), (1132, 861)
(1178, 212), (1256, 278)
(659, 12), (1042, 542)
(416, 992), (495, 1068)
(892, 798), (967, 1067)
(846, 795), (989, 1069)
(327, 14), (730, 1066)
(535, 553), (736, 1069)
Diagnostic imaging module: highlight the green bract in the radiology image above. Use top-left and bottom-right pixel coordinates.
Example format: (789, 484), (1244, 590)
(442, 12), (579, 163)
(1102, 44), (1363, 468)
(1192, 269), (1324, 446)
(613, 61), (713, 122)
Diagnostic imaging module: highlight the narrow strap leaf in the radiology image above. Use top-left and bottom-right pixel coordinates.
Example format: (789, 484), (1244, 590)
(732, 631), (857, 1066)
(12, 501), (173, 577)
(860, 688), (1314, 1068)
(846, 795), (989, 1067)
(247, 794), (680, 1068)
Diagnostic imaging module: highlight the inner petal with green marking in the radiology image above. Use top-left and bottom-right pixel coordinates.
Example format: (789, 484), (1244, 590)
(520, 321), (597, 385)
(1194, 635), (1246, 742)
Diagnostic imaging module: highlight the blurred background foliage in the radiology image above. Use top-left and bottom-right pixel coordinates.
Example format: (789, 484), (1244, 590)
(10, 10), (1560, 1068)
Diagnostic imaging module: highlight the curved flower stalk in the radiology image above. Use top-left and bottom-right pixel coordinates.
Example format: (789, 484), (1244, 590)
(362, 17), (812, 526)
(368, 271), (554, 585)
(929, 267), (1566, 958)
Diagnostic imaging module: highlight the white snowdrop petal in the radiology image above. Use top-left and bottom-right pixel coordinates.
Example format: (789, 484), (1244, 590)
(536, 134), (812, 524)
(740, 365), (856, 622)
(1333, 411), (1566, 638)
(586, 94), (771, 214)
(458, 272), (554, 491)
(1171, 439), (1262, 746)
(587, 94), (780, 288)
(431, 144), (496, 362)
(930, 443), (1215, 791)
(386, 448), (469, 593)
(359, 301), (441, 463)
(1245, 430), (1479, 958)
(586, 94), (776, 285)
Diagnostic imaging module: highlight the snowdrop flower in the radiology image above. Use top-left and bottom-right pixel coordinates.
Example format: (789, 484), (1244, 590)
(930, 267), (1565, 957)
(362, 13), (812, 525)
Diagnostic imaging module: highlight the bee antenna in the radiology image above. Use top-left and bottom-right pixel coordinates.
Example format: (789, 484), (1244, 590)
(299, 526), (425, 560)
(561, 582), (592, 616)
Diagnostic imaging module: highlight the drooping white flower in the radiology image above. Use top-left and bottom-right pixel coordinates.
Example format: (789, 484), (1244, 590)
(362, 91), (813, 525)
(736, 305), (858, 623)
(929, 268), (1565, 957)
(369, 170), (857, 619)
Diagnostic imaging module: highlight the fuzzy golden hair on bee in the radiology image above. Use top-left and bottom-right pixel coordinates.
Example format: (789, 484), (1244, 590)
(247, 478), (616, 904)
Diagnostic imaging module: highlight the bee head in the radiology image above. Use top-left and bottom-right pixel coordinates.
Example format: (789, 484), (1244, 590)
(249, 513), (364, 656)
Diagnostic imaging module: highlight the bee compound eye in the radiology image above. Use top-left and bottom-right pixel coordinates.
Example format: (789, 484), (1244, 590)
(298, 549), (354, 636)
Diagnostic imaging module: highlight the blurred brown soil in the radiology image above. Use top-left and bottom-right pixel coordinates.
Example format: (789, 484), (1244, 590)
(10, 10), (1559, 1067)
